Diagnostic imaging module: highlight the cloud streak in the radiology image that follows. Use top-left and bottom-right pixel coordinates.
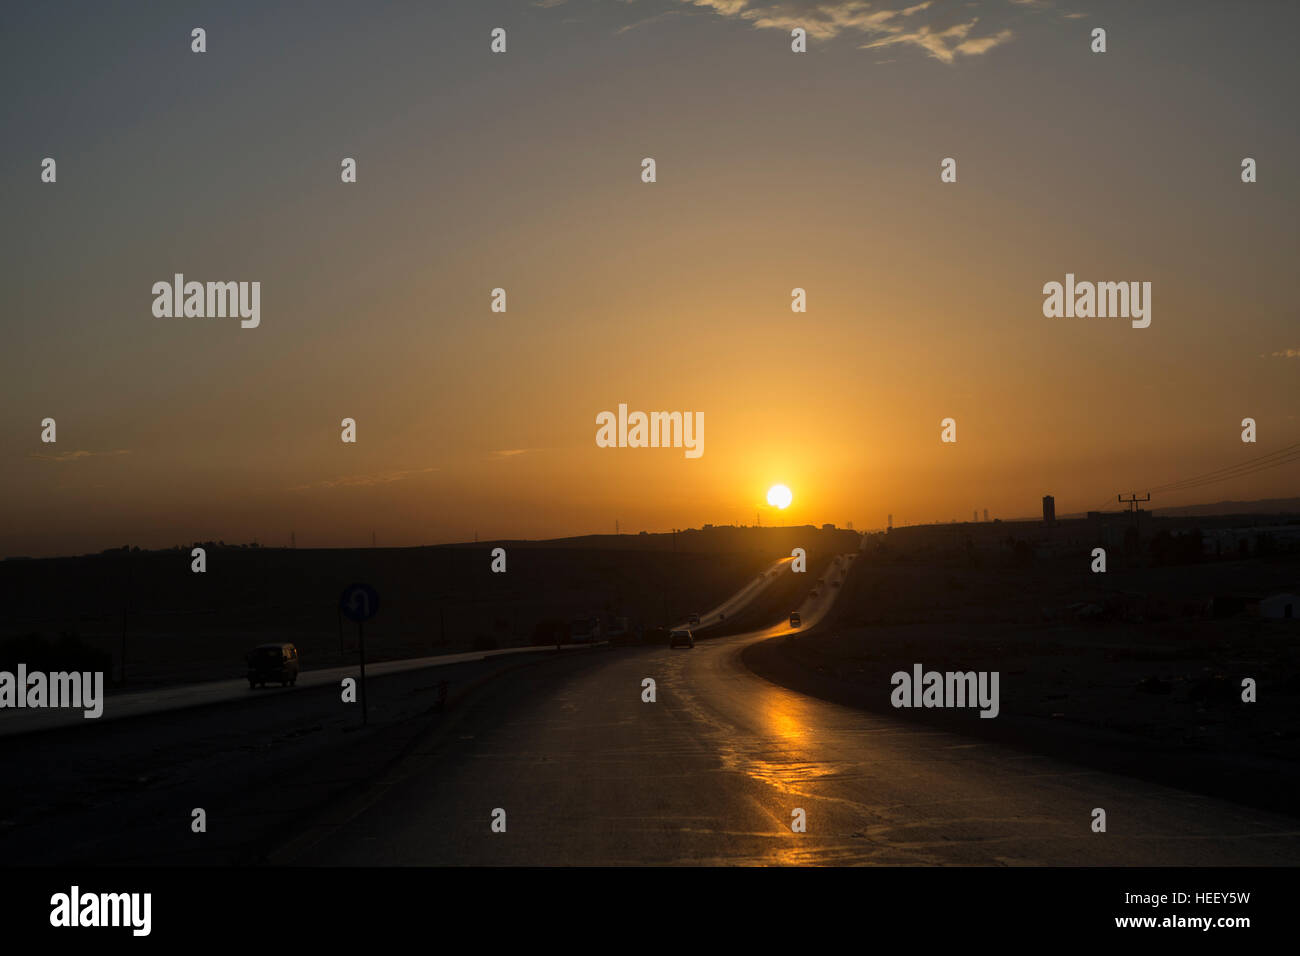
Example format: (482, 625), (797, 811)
(678, 1), (1018, 61)
(617, 10), (684, 35)
(29, 449), (131, 463)
(287, 467), (437, 492)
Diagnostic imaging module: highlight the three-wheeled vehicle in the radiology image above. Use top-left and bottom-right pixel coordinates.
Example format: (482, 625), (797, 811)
(246, 642), (299, 688)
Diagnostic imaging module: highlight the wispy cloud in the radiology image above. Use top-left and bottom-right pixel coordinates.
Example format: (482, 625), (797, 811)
(1269, 348), (1300, 358)
(29, 449), (130, 463)
(859, 14), (1014, 62)
(675, 1), (1018, 61)
(287, 467), (437, 492)
(617, 10), (683, 34)
(491, 449), (532, 460)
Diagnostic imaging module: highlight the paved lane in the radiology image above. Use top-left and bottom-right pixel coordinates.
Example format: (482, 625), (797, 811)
(289, 556), (1300, 865)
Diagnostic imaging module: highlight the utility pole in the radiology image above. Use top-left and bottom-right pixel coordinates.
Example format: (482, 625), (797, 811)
(358, 620), (368, 725)
(669, 528), (678, 626)
(120, 547), (133, 685)
(1118, 493), (1150, 514)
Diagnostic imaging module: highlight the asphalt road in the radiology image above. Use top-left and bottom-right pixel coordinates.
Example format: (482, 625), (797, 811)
(0, 556), (801, 864)
(0, 651), (551, 865)
(285, 555), (1300, 865)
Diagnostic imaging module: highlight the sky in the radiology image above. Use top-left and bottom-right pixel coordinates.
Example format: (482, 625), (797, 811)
(2, 0), (1297, 557)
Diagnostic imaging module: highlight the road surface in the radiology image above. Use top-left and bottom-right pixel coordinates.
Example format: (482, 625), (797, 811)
(284, 555), (1300, 865)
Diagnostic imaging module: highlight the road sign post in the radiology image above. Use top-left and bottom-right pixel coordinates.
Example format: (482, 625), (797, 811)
(340, 583), (380, 725)
(358, 620), (368, 725)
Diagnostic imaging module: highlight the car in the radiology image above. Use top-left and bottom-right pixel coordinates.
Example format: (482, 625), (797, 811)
(669, 628), (694, 648)
(687, 613), (701, 626)
(246, 642), (299, 689)
(789, 612), (801, 628)
(607, 616), (629, 643)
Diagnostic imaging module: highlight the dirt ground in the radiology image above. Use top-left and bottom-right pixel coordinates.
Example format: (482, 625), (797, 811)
(0, 542), (793, 687)
(746, 550), (1300, 811)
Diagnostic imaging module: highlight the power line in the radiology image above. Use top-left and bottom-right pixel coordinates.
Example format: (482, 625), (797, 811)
(1087, 440), (1300, 513)
(1154, 455), (1300, 497)
(1145, 442), (1300, 494)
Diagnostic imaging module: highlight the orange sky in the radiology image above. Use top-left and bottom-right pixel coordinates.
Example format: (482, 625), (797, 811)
(3, 0), (1297, 556)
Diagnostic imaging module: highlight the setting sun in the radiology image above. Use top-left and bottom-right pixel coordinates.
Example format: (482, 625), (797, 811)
(766, 484), (793, 510)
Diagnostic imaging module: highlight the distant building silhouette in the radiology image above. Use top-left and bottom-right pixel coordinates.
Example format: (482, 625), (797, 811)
(1042, 495), (1055, 525)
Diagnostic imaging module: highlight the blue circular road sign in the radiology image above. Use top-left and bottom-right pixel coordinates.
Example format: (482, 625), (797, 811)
(340, 582), (380, 622)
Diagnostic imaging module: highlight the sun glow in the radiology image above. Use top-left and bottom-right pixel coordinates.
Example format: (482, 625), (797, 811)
(766, 484), (793, 510)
